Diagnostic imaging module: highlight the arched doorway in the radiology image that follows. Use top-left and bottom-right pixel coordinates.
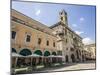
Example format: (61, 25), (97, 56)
(76, 50), (79, 59)
(82, 55), (85, 62)
(65, 55), (69, 62)
(71, 54), (75, 62)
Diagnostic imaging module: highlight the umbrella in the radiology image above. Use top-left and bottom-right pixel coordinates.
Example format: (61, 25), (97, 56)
(55, 55), (63, 58)
(48, 55), (56, 58)
(11, 53), (24, 57)
(48, 55), (63, 58)
(27, 54), (41, 57)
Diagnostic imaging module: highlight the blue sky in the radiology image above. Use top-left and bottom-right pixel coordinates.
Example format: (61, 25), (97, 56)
(12, 1), (96, 45)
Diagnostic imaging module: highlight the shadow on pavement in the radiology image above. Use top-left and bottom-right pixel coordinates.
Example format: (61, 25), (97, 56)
(16, 60), (96, 74)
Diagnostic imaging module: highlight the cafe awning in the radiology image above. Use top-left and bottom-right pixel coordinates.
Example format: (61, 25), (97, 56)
(48, 55), (63, 58)
(27, 54), (41, 57)
(11, 53), (24, 57)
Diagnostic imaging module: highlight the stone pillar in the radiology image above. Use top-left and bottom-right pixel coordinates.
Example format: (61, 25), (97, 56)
(68, 55), (72, 63)
(41, 57), (44, 64)
(31, 57), (33, 66)
(50, 57), (52, 63)
(15, 57), (18, 68)
(36, 58), (38, 65)
(68, 47), (72, 63)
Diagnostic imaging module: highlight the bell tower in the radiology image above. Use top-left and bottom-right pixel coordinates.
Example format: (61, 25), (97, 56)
(59, 9), (68, 26)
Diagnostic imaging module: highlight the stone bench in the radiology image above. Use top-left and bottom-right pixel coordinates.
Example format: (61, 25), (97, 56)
(12, 67), (29, 74)
(15, 67), (28, 72)
(36, 65), (44, 69)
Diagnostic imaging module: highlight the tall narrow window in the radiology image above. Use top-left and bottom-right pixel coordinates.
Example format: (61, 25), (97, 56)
(12, 31), (16, 39)
(66, 39), (67, 43)
(57, 51), (62, 55)
(26, 35), (31, 42)
(53, 42), (55, 47)
(65, 29), (67, 35)
(47, 40), (49, 46)
(38, 38), (41, 45)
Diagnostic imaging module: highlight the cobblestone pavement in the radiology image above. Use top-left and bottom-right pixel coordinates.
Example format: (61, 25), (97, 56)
(17, 61), (96, 74)
(48, 62), (95, 72)
(35, 61), (96, 72)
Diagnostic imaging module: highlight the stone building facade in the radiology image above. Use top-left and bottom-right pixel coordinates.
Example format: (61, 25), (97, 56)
(11, 9), (84, 64)
(50, 10), (83, 63)
(12, 9), (59, 56)
(84, 43), (96, 60)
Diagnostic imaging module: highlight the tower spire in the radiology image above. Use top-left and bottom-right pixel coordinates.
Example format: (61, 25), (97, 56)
(59, 9), (68, 26)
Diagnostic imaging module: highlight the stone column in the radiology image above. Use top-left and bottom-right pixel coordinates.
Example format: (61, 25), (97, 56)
(15, 57), (18, 68)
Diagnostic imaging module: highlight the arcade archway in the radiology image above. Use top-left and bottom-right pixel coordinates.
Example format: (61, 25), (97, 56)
(71, 54), (75, 62)
(65, 55), (69, 62)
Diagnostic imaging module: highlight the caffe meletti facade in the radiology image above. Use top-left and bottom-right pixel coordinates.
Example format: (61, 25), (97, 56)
(11, 9), (85, 68)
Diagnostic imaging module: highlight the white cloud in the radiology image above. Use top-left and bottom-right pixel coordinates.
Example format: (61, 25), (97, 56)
(80, 17), (84, 21)
(82, 37), (94, 45)
(72, 24), (77, 27)
(75, 31), (84, 35)
(36, 10), (41, 16)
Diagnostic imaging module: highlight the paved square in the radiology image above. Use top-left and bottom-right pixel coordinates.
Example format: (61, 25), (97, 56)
(34, 61), (96, 72)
